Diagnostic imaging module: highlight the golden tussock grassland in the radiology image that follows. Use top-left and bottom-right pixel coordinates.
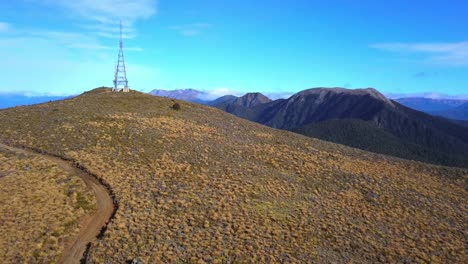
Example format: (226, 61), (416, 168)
(0, 147), (95, 263)
(0, 88), (466, 263)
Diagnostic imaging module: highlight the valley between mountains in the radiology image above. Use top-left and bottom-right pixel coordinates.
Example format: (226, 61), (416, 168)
(0, 88), (467, 263)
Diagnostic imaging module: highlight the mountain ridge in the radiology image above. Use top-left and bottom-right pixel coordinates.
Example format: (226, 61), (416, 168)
(214, 87), (468, 168)
(149, 88), (209, 104)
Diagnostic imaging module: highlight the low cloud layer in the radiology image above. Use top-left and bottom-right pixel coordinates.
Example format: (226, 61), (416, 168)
(197, 88), (242, 100)
(385, 92), (468, 100)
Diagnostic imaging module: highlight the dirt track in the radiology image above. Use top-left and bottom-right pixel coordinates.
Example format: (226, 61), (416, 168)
(0, 143), (114, 264)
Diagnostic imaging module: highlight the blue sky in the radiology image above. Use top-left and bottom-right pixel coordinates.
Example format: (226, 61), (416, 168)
(1, 0), (467, 99)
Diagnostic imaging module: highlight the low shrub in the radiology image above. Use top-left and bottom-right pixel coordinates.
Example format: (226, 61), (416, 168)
(172, 102), (181, 111)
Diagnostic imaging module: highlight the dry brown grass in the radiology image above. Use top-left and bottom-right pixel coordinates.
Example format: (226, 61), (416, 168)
(0, 88), (466, 263)
(0, 148), (95, 263)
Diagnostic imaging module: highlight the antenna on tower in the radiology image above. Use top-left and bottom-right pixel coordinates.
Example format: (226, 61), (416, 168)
(113, 20), (129, 92)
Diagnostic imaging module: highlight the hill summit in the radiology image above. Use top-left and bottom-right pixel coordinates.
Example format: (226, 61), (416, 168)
(0, 88), (466, 263)
(292, 87), (394, 106)
(231, 92), (272, 107)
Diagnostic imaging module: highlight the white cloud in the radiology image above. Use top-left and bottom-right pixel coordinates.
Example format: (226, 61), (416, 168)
(0, 30), (144, 95)
(46, 0), (157, 24)
(80, 24), (137, 39)
(42, 0), (158, 39)
(2, 29), (143, 52)
(0, 2), (156, 95)
(0, 34), (158, 95)
(170, 23), (211, 37)
(196, 88), (242, 100)
(370, 41), (468, 66)
(0, 22), (9, 32)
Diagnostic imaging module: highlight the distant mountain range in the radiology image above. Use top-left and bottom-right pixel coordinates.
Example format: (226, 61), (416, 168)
(436, 102), (468, 120)
(395, 97), (468, 120)
(212, 87), (468, 168)
(148, 89), (274, 107)
(0, 94), (68, 109)
(148, 89), (468, 121)
(147, 89), (467, 119)
(148, 89), (210, 104)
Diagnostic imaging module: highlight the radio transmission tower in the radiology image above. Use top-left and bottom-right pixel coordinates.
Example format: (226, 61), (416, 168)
(113, 20), (129, 92)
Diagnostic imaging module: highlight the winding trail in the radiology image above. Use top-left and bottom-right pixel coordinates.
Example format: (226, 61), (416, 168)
(0, 143), (114, 264)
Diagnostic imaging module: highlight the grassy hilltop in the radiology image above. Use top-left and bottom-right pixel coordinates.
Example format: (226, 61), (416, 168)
(0, 88), (466, 263)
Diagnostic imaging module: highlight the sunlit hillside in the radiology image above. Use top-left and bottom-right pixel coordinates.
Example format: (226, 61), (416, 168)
(0, 88), (466, 263)
(0, 145), (95, 263)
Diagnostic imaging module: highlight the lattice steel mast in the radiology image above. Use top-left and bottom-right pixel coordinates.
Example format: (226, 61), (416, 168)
(113, 20), (129, 92)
